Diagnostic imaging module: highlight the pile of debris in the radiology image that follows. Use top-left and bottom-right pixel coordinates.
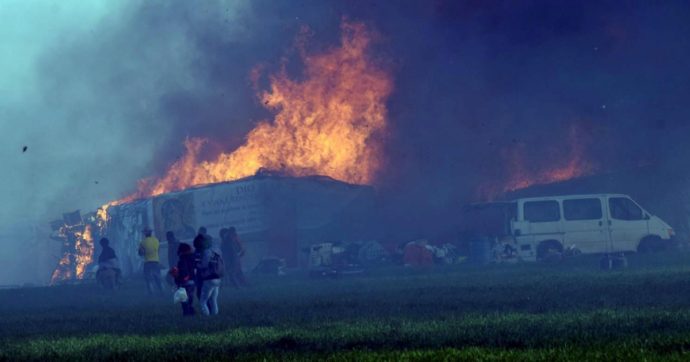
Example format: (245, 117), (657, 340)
(49, 210), (102, 284)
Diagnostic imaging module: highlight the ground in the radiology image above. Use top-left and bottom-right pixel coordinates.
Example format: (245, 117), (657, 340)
(2, 253), (690, 361)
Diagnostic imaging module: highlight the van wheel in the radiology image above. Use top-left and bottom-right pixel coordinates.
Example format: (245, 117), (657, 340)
(637, 236), (663, 253)
(537, 240), (564, 262)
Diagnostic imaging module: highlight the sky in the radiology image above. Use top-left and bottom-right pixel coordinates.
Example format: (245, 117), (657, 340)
(2, 0), (690, 283)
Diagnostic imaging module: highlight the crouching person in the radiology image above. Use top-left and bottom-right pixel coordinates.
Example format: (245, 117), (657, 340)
(172, 243), (196, 316)
(198, 245), (224, 316)
(97, 238), (121, 290)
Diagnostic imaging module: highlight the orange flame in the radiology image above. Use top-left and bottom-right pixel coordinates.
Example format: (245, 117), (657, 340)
(50, 224), (95, 284)
(75, 225), (94, 279)
(478, 124), (596, 200)
(50, 253), (72, 284)
(133, 21), (392, 198)
(81, 21), (391, 276)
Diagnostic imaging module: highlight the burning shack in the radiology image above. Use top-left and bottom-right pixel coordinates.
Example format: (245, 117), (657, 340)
(47, 22), (392, 284)
(51, 172), (378, 282)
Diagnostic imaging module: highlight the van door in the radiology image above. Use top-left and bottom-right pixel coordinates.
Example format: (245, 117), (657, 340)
(521, 200), (563, 246)
(562, 197), (609, 254)
(607, 196), (649, 252)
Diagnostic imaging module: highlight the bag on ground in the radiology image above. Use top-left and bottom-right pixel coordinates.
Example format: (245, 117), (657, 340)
(173, 287), (188, 303)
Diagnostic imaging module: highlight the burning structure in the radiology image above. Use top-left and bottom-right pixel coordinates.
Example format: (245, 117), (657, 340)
(50, 21), (391, 283)
(99, 172), (376, 277)
(50, 211), (98, 283)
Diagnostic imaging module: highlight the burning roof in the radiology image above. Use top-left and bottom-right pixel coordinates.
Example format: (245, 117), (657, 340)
(50, 21), (391, 283)
(133, 21), (392, 200)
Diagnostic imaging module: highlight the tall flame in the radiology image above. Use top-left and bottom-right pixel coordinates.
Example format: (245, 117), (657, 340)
(50, 224), (95, 284)
(74, 225), (94, 279)
(136, 21), (392, 198)
(77, 21), (391, 284)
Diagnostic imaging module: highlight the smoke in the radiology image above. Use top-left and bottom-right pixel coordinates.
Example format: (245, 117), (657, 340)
(370, 0), (690, 235)
(2, 0), (690, 282)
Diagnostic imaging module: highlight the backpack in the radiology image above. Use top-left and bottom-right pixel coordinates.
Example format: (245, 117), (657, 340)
(206, 251), (225, 280)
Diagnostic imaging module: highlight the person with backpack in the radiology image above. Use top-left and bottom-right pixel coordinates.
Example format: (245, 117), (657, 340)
(197, 243), (224, 316)
(170, 242), (196, 316)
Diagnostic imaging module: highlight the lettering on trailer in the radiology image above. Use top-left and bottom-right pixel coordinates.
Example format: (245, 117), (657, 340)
(194, 181), (267, 235)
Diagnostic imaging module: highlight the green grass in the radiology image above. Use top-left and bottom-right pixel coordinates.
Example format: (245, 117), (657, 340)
(2, 252), (690, 360)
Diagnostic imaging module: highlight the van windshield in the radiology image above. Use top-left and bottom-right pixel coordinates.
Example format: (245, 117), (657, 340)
(609, 197), (644, 220)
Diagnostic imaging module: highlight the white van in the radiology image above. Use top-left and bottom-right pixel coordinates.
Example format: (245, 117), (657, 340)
(510, 194), (674, 261)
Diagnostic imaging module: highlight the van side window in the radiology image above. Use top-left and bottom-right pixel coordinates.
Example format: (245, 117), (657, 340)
(608, 197), (643, 220)
(563, 198), (602, 221)
(524, 201), (560, 222)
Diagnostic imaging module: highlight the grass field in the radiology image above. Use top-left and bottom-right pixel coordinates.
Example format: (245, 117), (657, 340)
(2, 252), (690, 361)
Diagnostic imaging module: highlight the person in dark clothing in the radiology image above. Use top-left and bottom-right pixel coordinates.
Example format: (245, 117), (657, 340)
(193, 228), (210, 299)
(98, 238), (117, 263)
(166, 231), (180, 269)
(197, 226), (213, 248)
(222, 227), (248, 288)
(219, 228), (230, 260)
(97, 238), (121, 289)
(219, 228), (235, 287)
(172, 242), (196, 316)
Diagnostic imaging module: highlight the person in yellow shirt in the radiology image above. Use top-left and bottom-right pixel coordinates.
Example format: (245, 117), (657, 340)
(139, 228), (162, 294)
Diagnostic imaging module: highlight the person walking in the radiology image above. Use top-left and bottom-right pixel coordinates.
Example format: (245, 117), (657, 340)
(172, 242), (196, 316)
(97, 237), (121, 290)
(166, 231), (180, 270)
(223, 227), (248, 288)
(219, 228), (231, 274)
(192, 228), (210, 299)
(198, 243), (224, 316)
(197, 226), (213, 248)
(139, 228), (163, 294)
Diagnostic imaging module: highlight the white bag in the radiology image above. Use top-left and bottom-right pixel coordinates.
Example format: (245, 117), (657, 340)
(173, 287), (188, 303)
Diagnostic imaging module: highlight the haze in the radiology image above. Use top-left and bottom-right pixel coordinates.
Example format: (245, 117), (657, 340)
(2, 0), (690, 285)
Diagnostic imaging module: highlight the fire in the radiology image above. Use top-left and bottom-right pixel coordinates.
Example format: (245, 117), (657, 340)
(74, 225), (94, 279)
(50, 224), (95, 284)
(95, 194), (136, 229)
(96, 205), (109, 224)
(52, 21), (392, 284)
(50, 253), (72, 284)
(478, 124), (596, 200)
(136, 21), (392, 197)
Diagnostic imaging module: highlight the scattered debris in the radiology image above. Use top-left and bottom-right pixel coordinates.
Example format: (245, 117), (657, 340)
(306, 242), (364, 278)
(253, 258), (287, 276)
(403, 239), (434, 267)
